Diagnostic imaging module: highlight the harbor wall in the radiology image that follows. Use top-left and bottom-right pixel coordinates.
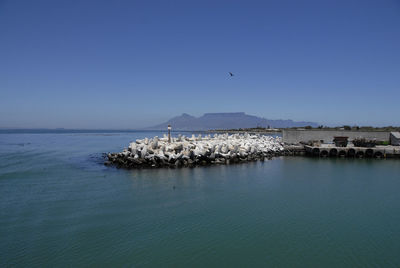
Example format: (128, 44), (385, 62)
(283, 130), (390, 144)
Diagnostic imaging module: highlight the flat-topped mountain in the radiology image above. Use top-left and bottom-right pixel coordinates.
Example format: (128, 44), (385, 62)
(145, 112), (318, 130)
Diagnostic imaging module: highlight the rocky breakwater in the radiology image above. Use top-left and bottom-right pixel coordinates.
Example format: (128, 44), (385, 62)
(105, 133), (285, 169)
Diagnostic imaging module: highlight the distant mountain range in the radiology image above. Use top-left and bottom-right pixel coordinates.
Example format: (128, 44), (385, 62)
(145, 112), (318, 130)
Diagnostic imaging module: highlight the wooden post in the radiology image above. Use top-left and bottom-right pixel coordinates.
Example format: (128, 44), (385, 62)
(168, 124), (171, 143)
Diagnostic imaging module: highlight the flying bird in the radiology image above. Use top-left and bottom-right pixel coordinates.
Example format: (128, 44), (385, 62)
(229, 72), (234, 77)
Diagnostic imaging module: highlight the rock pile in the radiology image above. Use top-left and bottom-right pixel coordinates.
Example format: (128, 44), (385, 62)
(105, 133), (285, 169)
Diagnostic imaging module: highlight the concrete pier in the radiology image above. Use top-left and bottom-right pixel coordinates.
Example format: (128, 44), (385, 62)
(284, 144), (306, 155)
(304, 145), (400, 158)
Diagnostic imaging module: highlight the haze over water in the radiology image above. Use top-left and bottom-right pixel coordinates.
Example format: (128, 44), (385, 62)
(1, 131), (400, 267)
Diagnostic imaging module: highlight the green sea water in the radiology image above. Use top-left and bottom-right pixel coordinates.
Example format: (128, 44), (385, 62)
(1, 131), (400, 267)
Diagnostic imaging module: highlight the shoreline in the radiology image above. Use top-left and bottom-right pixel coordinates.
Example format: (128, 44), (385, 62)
(105, 131), (400, 169)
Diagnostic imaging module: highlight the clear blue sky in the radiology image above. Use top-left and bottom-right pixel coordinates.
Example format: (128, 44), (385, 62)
(1, 0), (399, 128)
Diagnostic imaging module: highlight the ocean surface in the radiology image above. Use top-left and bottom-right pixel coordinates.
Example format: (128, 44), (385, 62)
(1, 131), (400, 267)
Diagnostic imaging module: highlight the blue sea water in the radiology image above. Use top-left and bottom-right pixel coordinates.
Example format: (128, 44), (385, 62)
(1, 131), (400, 267)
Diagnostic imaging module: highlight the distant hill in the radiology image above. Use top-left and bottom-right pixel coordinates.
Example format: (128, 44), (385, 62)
(145, 112), (318, 130)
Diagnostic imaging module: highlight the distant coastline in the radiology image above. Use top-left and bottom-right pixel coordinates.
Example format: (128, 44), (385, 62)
(0, 129), (157, 134)
(207, 125), (400, 134)
(1, 125), (399, 134)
